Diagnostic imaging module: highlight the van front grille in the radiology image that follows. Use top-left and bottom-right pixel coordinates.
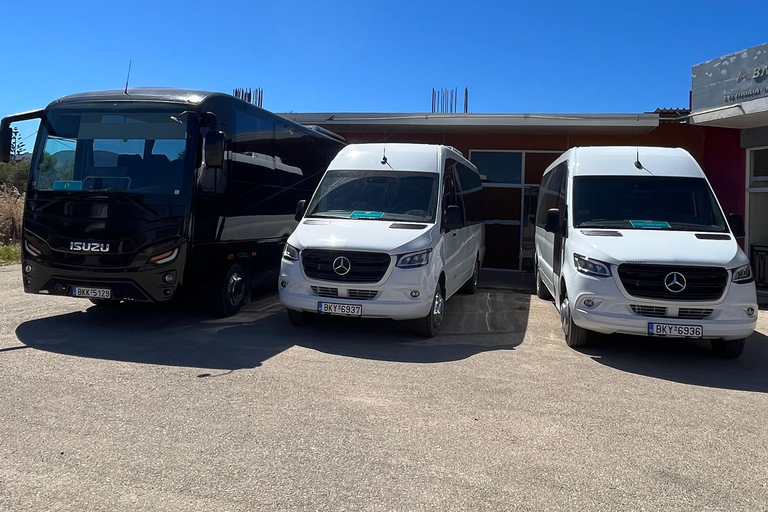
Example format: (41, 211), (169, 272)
(630, 305), (667, 317)
(630, 305), (713, 320)
(302, 250), (391, 283)
(618, 264), (728, 301)
(347, 289), (378, 300)
(311, 286), (339, 298)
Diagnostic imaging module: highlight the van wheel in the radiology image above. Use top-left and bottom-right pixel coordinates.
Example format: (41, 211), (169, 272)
(460, 259), (479, 294)
(535, 259), (553, 301)
(561, 294), (589, 347)
(287, 308), (314, 327)
(711, 338), (745, 359)
(210, 263), (246, 317)
(417, 284), (444, 337)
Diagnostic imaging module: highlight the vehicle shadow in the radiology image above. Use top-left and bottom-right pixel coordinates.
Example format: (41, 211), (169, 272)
(13, 289), (527, 370)
(579, 331), (768, 393)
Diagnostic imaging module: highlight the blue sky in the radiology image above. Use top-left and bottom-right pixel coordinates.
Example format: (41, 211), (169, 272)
(2, 0), (767, 145)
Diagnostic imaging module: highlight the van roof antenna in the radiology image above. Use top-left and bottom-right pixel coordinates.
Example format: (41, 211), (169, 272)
(381, 148), (393, 169)
(124, 60), (132, 96)
(634, 147), (653, 175)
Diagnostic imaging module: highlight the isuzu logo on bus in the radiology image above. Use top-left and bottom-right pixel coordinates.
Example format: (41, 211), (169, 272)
(70, 242), (110, 252)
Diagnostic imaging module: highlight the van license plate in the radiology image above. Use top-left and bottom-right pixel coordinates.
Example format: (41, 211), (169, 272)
(648, 323), (702, 338)
(73, 287), (111, 299)
(318, 302), (362, 316)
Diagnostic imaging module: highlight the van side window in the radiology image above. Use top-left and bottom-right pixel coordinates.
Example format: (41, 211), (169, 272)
(456, 162), (484, 225)
(536, 171), (553, 227)
(535, 162), (568, 227)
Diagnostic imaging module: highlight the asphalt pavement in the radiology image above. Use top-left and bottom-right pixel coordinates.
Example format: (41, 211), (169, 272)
(2, 263), (768, 511)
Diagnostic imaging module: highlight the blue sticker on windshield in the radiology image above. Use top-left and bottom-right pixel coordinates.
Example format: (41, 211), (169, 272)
(350, 211), (385, 219)
(629, 220), (671, 229)
(53, 181), (83, 191)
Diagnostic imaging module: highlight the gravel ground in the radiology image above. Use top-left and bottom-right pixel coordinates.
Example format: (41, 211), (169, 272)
(1, 263), (768, 511)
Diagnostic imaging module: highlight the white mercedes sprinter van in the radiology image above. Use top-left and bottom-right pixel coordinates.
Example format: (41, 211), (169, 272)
(279, 143), (485, 336)
(535, 146), (757, 358)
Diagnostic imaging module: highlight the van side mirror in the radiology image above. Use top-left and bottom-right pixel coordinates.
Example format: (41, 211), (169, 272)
(295, 200), (306, 222)
(443, 205), (463, 231)
(544, 208), (565, 235)
(0, 124), (11, 163)
(729, 213), (745, 238)
(204, 131), (225, 168)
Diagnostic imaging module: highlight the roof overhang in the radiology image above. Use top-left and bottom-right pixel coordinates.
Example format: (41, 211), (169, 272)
(279, 112), (660, 134)
(689, 97), (768, 130)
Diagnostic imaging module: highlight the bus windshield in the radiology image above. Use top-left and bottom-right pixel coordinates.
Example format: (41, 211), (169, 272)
(306, 170), (439, 222)
(572, 176), (728, 232)
(31, 109), (191, 198)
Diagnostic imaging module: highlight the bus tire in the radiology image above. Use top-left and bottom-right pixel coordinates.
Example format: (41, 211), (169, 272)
(210, 263), (247, 317)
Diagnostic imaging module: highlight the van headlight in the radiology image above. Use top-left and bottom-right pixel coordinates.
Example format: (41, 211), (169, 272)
(573, 253), (611, 277)
(731, 264), (753, 283)
(283, 243), (299, 261)
(397, 249), (431, 268)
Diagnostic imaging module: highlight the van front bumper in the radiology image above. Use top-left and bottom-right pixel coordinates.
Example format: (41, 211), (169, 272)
(278, 258), (436, 321)
(568, 273), (757, 341)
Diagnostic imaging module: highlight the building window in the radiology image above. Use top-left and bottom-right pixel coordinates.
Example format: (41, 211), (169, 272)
(752, 148), (768, 182)
(469, 151), (522, 185)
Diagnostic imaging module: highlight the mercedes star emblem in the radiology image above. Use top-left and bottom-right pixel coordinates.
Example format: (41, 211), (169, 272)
(333, 256), (351, 276)
(664, 272), (687, 293)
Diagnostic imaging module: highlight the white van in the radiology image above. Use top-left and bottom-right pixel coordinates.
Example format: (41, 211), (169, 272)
(279, 143), (485, 336)
(535, 146), (757, 358)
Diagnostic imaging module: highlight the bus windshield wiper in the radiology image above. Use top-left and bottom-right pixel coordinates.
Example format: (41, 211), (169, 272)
(82, 191), (159, 219)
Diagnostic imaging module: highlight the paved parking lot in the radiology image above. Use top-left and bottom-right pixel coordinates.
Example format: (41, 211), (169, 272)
(2, 263), (768, 511)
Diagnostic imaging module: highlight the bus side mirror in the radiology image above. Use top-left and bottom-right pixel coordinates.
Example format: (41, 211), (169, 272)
(204, 131), (225, 168)
(545, 208), (565, 235)
(729, 213), (745, 238)
(295, 200), (306, 222)
(0, 124), (12, 163)
(443, 205), (463, 231)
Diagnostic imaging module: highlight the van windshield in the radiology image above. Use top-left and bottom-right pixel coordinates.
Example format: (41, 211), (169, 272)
(572, 176), (728, 232)
(306, 170), (439, 223)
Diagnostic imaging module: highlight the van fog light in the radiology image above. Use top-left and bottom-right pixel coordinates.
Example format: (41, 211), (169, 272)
(410, 290), (420, 298)
(583, 298), (595, 308)
(744, 307), (756, 316)
(163, 273), (175, 284)
(24, 264), (32, 274)
(281, 280), (288, 288)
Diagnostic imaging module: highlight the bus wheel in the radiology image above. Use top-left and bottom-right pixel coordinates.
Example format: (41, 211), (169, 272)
(211, 263), (247, 317)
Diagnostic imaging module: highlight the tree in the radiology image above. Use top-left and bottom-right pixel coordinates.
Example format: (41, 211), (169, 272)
(0, 160), (30, 193)
(10, 127), (26, 161)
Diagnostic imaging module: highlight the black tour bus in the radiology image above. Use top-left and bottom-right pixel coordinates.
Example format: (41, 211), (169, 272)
(0, 89), (345, 316)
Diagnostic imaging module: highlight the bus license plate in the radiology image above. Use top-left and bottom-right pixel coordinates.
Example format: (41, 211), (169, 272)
(73, 287), (112, 299)
(318, 302), (362, 316)
(648, 323), (702, 338)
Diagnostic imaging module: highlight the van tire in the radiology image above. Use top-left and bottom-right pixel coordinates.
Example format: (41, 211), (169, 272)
(711, 338), (745, 359)
(287, 308), (312, 327)
(460, 259), (479, 294)
(535, 259), (553, 301)
(210, 263), (247, 317)
(561, 294), (589, 347)
(417, 284), (445, 337)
